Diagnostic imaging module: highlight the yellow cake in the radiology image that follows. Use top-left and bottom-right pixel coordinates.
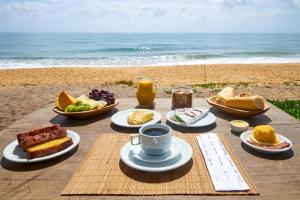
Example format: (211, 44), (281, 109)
(26, 136), (73, 158)
(250, 125), (280, 146)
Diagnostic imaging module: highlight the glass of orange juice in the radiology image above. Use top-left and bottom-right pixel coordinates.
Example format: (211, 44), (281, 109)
(136, 78), (156, 107)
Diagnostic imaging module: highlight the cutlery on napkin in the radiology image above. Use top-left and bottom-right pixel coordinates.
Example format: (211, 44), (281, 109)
(173, 107), (209, 125)
(197, 133), (249, 192)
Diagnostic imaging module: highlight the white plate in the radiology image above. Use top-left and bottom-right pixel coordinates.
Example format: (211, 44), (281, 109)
(120, 136), (193, 172)
(111, 109), (161, 128)
(166, 110), (216, 127)
(3, 130), (80, 163)
(240, 130), (292, 154)
(129, 140), (181, 163)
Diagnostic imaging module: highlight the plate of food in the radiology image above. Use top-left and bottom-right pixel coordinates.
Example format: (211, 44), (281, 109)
(53, 89), (118, 118)
(207, 87), (270, 117)
(3, 125), (80, 163)
(166, 107), (216, 127)
(240, 125), (292, 154)
(111, 109), (161, 128)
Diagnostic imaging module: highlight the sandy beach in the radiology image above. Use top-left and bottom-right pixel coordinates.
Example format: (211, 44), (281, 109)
(1, 63), (300, 131)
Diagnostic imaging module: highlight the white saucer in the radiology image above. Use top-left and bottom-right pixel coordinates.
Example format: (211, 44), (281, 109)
(240, 130), (292, 154)
(129, 140), (181, 163)
(3, 130), (80, 163)
(120, 136), (193, 172)
(166, 110), (216, 127)
(111, 109), (161, 128)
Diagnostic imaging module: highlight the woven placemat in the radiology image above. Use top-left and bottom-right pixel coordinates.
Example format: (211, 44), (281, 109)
(62, 133), (259, 196)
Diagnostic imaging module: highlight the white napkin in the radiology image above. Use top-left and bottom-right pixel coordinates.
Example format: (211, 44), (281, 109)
(196, 133), (249, 192)
(173, 107), (209, 125)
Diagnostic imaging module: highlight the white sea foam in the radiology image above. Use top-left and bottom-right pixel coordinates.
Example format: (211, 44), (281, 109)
(0, 56), (300, 69)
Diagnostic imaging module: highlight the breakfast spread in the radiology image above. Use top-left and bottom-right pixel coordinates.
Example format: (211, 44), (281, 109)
(172, 86), (193, 109)
(171, 108), (209, 125)
(248, 125), (290, 149)
(17, 125), (73, 159)
(214, 87), (265, 111)
(127, 110), (154, 125)
(55, 89), (114, 113)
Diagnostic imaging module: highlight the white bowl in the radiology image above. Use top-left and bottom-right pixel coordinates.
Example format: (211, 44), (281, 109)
(230, 120), (249, 133)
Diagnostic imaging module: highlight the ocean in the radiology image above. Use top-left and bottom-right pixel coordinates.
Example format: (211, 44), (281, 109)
(0, 33), (300, 69)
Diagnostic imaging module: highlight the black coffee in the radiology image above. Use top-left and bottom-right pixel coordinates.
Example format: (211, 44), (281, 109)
(143, 128), (168, 136)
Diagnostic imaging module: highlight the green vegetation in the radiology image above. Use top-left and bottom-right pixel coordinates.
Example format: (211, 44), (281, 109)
(283, 81), (300, 86)
(191, 83), (227, 89)
(114, 80), (134, 87)
(268, 99), (300, 120)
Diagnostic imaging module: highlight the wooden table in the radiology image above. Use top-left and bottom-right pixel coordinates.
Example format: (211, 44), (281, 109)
(0, 98), (299, 200)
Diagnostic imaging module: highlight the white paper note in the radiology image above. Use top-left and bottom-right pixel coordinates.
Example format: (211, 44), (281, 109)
(196, 133), (249, 192)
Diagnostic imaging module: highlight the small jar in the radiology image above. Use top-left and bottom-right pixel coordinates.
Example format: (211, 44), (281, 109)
(172, 86), (193, 109)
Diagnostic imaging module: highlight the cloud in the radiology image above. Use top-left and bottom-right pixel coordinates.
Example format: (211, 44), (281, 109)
(293, 0), (300, 7)
(0, 0), (299, 32)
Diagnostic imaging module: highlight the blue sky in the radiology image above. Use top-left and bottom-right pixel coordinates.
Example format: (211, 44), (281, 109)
(0, 0), (300, 32)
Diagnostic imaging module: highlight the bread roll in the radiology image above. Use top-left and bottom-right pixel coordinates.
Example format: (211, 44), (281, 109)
(215, 87), (235, 104)
(224, 96), (265, 111)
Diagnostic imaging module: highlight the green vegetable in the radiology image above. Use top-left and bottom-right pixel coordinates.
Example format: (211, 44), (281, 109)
(65, 101), (91, 112)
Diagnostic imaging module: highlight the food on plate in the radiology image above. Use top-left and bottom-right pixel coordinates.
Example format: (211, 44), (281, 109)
(89, 89), (115, 105)
(55, 91), (77, 111)
(16, 125), (73, 159)
(214, 87), (265, 111)
(171, 108), (209, 125)
(250, 125), (279, 146)
(127, 110), (154, 125)
(17, 124), (66, 150)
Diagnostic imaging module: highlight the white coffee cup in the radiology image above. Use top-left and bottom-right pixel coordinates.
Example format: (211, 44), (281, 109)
(130, 124), (172, 155)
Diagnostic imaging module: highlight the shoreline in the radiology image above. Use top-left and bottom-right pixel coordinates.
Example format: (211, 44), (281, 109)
(1, 61), (300, 70)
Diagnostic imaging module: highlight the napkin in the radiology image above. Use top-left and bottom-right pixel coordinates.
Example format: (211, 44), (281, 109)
(196, 133), (249, 192)
(173, 107), (209, 125)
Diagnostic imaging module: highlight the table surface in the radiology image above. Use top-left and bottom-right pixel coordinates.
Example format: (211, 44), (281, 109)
(0, 98), (299, 200)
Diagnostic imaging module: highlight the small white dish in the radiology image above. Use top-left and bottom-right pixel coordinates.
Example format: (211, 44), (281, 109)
(166, 110), (216, 127)
(240, 130), (292, 154)
(230, 120), (249, 133)
(111, 109), (161, 128)
(3, 130), (80, 163)
(129, 140), (181, 163)
(120, 136), (192, 172)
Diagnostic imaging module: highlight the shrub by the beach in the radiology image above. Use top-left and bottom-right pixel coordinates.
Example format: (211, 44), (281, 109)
(268, 99), (300, 120)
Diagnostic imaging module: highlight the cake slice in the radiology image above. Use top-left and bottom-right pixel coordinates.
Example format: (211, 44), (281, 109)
(26, 136), (73, 159)
(17, 125), (67, 150)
